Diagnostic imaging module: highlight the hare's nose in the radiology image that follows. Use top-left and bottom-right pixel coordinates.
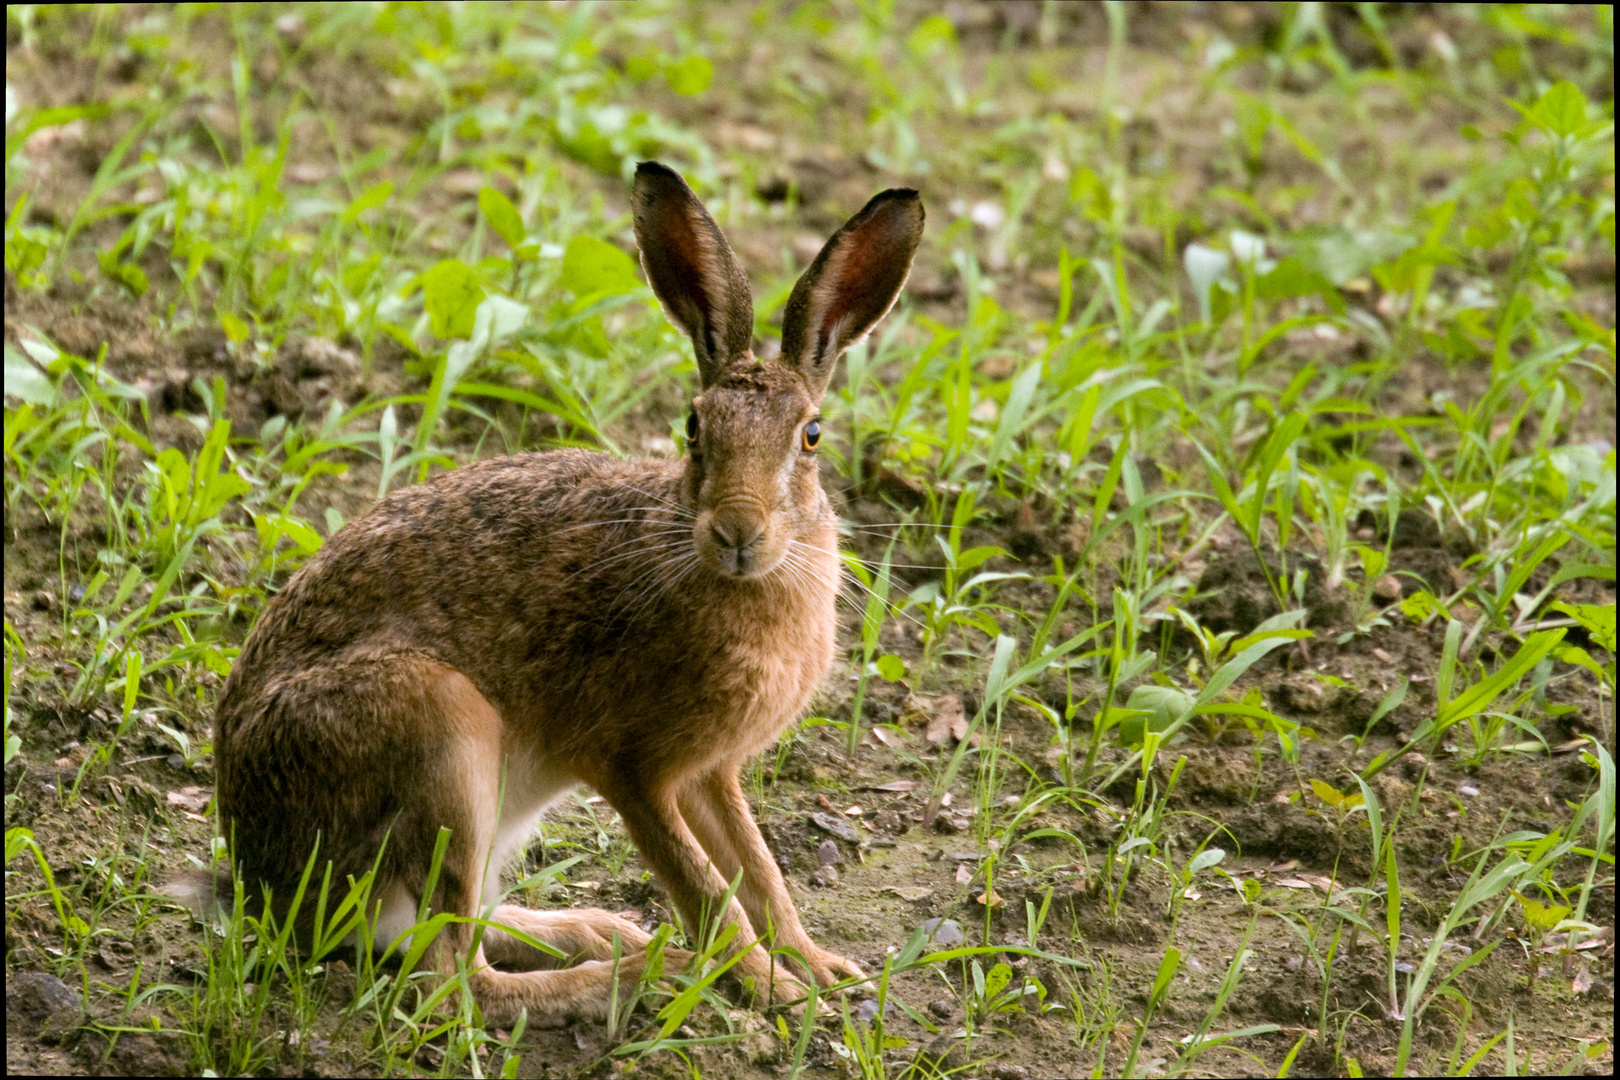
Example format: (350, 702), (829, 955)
(710, 518), (765, 554)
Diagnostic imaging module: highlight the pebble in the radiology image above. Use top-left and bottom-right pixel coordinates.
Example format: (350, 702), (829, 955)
(817, 838), (841, 866)
(1374, 574), (1403, 601)
(853, 998), (892, 1024)
(919, 917), (963, 948)
(808, 811), (860, 843)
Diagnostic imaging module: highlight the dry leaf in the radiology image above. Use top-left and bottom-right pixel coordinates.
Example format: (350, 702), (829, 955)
(1274, 877), (1314, 890)
(166, 786), (211, 813)
(1572, 965), (1594, 994)
(975, 888), (1004, 908)
(925, 694), (969, 746)
(861, 780), (920, 793)
(883, 886), (932, 902)
(843, 804), (864, 817)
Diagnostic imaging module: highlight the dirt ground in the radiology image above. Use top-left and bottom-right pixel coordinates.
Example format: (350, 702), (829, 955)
(5, 4), (1614, 1078)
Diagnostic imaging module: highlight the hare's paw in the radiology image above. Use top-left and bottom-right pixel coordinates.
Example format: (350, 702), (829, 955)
(729, 949), (815, 1010)
(803, 945), (866, 988)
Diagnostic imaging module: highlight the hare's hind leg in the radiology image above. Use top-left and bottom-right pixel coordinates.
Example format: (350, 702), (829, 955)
(483, 905), (682, 971)
(400, 662), (653, 1026)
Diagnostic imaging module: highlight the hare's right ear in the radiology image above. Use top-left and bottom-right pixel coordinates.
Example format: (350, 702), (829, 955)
(780, 189), (924, 400)
(632, 162), (754, 388)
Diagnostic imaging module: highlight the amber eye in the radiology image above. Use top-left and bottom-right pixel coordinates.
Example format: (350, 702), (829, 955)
(686, 411), (699, 445)
(801, 420), (821, 452)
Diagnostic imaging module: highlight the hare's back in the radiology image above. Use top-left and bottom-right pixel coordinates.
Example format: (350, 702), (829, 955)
(234, 449), (681, 673)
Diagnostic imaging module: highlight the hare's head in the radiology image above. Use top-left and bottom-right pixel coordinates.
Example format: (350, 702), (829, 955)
(632, 162), (923, 581)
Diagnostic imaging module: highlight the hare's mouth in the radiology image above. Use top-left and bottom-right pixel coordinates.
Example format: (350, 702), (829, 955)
(695, 515), (783, 580)
(708, 537), (779, 579)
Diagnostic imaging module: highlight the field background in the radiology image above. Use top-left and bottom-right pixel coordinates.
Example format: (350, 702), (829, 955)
(4, 3), (1614, 1078)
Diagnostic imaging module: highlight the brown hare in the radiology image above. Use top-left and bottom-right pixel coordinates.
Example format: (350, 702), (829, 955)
(211, 161), (924, 1026)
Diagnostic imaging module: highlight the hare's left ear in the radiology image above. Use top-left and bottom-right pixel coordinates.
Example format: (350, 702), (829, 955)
(779, 189), (924, 399)
(632, 162), (755, 389)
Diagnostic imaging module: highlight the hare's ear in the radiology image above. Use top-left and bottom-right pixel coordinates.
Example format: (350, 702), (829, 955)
(632, 162), (754, 388)
(780, 189), (924, 399)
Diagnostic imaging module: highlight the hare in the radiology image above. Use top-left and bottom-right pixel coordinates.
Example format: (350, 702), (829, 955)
(211, 161), (924, 1027)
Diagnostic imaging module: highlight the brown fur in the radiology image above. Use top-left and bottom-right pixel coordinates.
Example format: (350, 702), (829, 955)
(212, 162), (924, 1027)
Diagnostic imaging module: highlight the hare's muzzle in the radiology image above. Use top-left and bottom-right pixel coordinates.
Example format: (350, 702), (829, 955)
(705, 511), (770, 577)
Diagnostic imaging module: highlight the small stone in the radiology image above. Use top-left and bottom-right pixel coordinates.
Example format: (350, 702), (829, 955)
(809, 811), (860, 843)
(31, 589), (55, 611)
(931, 815), (960, 834)
(928, 998), (956, 1020)
(919, 917), (963, 948)
(1374, 575), (1403, 601)
(810, 865), (838, 887)
(853, 998), (891, 1024)
(817, 839), (841, 866)
(6, 970), (83, 1034)
(990, 1066), (1031, 1080)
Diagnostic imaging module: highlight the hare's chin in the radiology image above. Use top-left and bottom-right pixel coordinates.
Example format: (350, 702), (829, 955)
(706, 551), (786, 581)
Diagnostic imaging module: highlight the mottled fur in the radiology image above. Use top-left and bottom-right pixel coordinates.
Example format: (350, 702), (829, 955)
(213, 162), (924, 1026)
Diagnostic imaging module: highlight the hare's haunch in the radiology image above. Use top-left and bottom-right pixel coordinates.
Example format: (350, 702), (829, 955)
(213, 162), (924, 1026)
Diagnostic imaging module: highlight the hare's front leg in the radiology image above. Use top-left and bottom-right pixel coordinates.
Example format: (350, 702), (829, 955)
(677, 768), (866, 989)
(595, 775), (809, 1005)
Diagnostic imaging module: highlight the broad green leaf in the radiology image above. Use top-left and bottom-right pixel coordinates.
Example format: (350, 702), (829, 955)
(875, 654), (906, 682)
(1535, 81), (1586, 138)
(561, 235), (641, 299)
(1255, 258), (1345, 314)
(3, 343), (57, 405)
(219, 310), (250, 345)
(478, 186), (525, 250)
(1555, 645), (1604, 681)
(906, 14), (957, 58)
(420, 259), (485, 340)
(954, 545), (1007, 573)
(1400, 589), (1445, 621)
(1120, 685), (1193, 746)
(470, 294), (529, 350)
(98, 251), (148, 297)
(1514, 892), (1571, 932)
(1551, 602), (1615, 653)
(343, 180), (393, 222)
(665, 54), (714, 96)
(1311, 778), (1348, 808)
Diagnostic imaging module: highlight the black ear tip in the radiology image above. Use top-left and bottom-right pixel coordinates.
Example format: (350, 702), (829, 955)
(863, 188), (925, 224)
(634, 162), (692, 197)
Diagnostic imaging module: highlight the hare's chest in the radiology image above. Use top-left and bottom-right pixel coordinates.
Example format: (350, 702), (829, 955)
(665, 595), (837, 761)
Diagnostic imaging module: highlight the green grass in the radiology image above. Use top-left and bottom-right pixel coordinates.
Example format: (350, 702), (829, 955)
(4, 3), (1615, 1077)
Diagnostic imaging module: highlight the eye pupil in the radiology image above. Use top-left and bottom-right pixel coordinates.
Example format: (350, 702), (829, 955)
(802, 421), (821, 451)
